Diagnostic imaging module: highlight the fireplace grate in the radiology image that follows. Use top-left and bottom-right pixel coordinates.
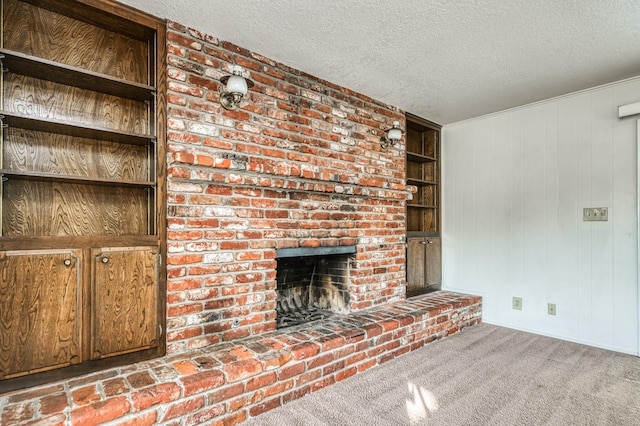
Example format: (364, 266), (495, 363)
(276, 293), (334, 328)
(276, 304), (331, 328)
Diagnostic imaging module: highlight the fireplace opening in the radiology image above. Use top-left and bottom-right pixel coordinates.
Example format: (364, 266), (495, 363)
(275, 247), (354, 329)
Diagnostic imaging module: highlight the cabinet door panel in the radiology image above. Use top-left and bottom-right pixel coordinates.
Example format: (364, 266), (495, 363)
(406, 238), (426, 292)
(0, 249), (81, 379)
(91, 246), (158, 359)
(425, 238), (442, 286)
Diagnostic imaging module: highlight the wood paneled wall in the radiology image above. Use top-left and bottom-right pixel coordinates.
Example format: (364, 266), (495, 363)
(442, 77), (640, 355)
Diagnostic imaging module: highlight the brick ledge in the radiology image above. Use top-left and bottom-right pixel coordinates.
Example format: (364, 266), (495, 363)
(0, 291), (481, 426)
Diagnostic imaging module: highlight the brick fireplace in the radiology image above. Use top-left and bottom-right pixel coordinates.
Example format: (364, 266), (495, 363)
(0, 19), (482, 426)
(164, 21), (409, 354)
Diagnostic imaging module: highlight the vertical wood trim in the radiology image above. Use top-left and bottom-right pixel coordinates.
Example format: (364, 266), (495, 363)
(0, 0), (4, 236)
(441, 126), (456, 288)
(576, 92), (592, 342)
(155, 19), (167, 357)
(543, 102), (559, 324)
(81, 247), (91, 362)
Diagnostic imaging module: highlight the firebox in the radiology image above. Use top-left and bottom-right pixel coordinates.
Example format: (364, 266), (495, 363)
(275, 246), (356, 328)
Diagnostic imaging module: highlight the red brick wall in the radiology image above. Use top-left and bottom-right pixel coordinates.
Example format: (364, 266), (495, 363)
(165, 21), (409, 354)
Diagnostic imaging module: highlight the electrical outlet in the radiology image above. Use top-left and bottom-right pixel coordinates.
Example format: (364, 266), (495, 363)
(548, 303), (557, 316)
(512, 297), (522, 311)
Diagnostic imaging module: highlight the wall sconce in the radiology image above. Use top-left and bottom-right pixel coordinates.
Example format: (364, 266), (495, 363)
(380, 121), (403, 149)
(219, 65), (254, 110)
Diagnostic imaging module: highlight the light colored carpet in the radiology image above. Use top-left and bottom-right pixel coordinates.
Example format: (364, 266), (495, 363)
(243, 323), (640, 425)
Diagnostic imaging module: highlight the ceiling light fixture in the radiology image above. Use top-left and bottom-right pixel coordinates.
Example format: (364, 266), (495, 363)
(219, 65), (254, 110)
(380, 121), (403, 149)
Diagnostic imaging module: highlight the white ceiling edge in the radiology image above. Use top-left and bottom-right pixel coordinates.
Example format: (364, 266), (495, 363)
(443, 74), (640, 128)
(117, 0), (640, 125)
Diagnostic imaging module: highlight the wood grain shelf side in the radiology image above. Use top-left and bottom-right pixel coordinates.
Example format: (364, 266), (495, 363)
(0, 169), (155, 187)
(0, 49), (155, 101)
(407, 204), (438, 209)
(0, 111), (155, 145)
(406, 152), (436, 163)
(407, 178), (437, 186)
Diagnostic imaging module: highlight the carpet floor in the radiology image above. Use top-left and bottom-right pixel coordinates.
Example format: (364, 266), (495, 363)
(243, 323), (640, 425)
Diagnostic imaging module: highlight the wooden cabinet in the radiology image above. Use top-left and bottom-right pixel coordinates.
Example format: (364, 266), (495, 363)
(406, 114), (441, 295)
(406, 237), (441, 295)
(0, 0), (166, 390)
(406, 114), (440, 233)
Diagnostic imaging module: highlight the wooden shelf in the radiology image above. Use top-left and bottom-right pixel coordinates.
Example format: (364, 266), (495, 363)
(406, 231), (440, 238)
(0, 49), (155, 101)
(0, 111), (155, 146)
(406, 113), (442, 291)
(0, 169), (155, 188)
(407, 152), (436, 163)
(407, 204), (438, 209)
(0, 235), (159, 251)
(19, 0), (157, 41)
(407, 178), (437, 186)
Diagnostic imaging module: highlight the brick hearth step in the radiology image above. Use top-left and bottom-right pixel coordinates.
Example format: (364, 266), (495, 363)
(0, 291), (481, 426)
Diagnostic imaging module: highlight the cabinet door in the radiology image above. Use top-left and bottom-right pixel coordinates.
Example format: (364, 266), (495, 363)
(424, 238), (442, 286)
(406, 238), (426, 292)
(91, 246), (159, 359)
(0, 249), (81, 379)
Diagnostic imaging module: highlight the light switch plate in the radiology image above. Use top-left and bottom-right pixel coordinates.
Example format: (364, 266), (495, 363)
(583, 207), (608, 221)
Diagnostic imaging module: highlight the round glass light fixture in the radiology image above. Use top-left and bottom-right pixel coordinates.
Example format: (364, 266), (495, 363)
(381, 121), (403, 148)
(220, 65), (254, 110)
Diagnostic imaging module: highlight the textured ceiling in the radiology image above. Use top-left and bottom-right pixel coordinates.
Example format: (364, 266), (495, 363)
(118, 0), (640, 125)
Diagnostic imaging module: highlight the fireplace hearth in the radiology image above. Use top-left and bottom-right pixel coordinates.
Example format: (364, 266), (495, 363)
(275, 246), (355, 328)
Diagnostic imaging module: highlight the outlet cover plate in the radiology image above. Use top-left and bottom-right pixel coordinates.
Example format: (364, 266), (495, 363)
(547, 303), (557, 316)
(512, 297), (522, 311)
